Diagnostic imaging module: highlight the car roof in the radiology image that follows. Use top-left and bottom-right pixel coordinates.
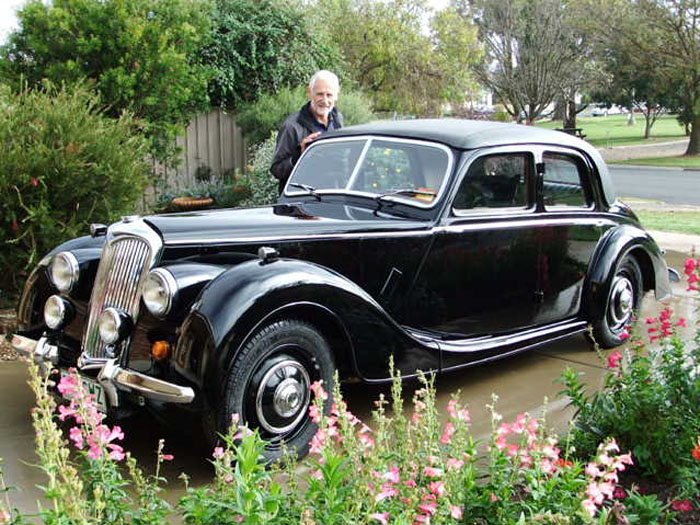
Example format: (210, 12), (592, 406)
(321, 118), (616, 207)
(326, 119), (584, 151)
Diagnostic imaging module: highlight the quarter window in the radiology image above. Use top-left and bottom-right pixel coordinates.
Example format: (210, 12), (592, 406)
(453, 153), (530, 210)
(542, 153), (590, 208)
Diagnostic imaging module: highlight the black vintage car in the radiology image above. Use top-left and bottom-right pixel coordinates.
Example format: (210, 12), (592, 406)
(11, 119), (671, 459)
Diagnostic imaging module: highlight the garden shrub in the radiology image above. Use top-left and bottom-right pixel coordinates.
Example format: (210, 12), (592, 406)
(237, 133), (280, 207)
(0, 82), (150, 301)
(561, 257), (700, 498)
(236, 86), (376, 146)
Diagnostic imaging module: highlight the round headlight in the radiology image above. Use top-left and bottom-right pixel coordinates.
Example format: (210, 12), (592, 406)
(98, 308), (131, 345)
(50, 252), (79, 293)
(44, 295), (68, 329)
(142, 269), (177, 318)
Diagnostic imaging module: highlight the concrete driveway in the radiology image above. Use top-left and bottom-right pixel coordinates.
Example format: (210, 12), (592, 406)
(1, 238), (698, 516)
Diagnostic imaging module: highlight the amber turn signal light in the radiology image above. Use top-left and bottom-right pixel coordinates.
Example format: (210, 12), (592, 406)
(151, 341), (172, 361)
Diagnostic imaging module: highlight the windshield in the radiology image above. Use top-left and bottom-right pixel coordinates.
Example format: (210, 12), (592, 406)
(286, 137), (452, 207)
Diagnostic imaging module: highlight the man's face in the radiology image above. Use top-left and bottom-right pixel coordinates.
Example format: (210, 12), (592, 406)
(308, 78), (338, 121)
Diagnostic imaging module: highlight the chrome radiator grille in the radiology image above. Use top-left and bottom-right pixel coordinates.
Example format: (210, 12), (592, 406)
(82, 236), (152, 359)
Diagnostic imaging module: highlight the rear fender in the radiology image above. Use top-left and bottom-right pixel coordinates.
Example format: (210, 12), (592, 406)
(584, 224), (670, 322)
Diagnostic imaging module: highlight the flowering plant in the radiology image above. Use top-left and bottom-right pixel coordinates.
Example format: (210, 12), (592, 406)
(561, 257), (700, 506)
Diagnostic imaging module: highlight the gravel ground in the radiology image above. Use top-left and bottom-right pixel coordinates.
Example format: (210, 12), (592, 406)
(1, 309), (18, 361)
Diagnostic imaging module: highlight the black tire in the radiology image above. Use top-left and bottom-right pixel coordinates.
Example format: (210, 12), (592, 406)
(592, 255), (643, 348)
(219, 319), (335, 461)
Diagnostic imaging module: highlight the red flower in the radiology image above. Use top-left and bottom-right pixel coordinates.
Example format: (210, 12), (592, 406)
(555, 458), (573, 469)
(607, 350), (622, 369)
(10, 220), (18, 232)
(692, 442), (700, 461)
(613, 487), (628, 499)
(684, 258), (698, 275)
(31, 177), (39, 187)
(671, 499), (694, 512)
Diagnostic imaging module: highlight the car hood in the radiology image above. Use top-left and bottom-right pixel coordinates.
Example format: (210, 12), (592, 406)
(144, 202), (429, 245)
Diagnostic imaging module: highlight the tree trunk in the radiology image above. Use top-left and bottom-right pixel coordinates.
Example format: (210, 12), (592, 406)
(685, 113), (700, 155)
(564, 99), (576, 129)
(627, 109), (635, 126)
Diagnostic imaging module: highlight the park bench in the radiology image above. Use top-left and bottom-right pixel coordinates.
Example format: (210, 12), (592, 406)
(555, 127), (587, 140)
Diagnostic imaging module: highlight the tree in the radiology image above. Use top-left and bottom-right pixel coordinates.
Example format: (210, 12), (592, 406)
(430, 7), (484, 110)
(0, 0), (212, 163)
(201, 0), (340, 110)
(593, 47), (669, 139)
(464, 0), (592, 125)
(308, 0), (482, 116)
(586, 0), (700, 155)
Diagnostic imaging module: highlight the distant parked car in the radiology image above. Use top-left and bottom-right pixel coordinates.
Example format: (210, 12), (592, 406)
(592, 104), (627, 117)
(12, 119), (672, 460)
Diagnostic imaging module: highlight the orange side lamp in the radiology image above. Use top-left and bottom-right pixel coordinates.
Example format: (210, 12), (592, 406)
(151, 341), (172, 361)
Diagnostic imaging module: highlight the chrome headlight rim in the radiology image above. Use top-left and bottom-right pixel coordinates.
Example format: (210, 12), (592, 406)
(142, 268), (178, 318)
(44, 295), (70, 330)
(50, 252), (79, 293)
(98, 307), (131, 345)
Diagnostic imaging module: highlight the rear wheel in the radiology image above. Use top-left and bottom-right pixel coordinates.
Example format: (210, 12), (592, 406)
(592, 255), (643, 348)
(219, 319), (335, 461)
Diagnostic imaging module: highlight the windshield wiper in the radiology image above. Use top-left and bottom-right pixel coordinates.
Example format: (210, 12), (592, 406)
(289, 182), (321, 201)
(375, 188), (437, 203)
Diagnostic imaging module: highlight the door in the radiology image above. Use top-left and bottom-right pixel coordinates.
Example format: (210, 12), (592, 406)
(406, 148), (541, 338)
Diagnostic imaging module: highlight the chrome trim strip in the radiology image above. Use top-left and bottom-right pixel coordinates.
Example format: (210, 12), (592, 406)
(432, 319), (587, 354)
(163, 214), (608, 247)
(163, 228), (434, 246)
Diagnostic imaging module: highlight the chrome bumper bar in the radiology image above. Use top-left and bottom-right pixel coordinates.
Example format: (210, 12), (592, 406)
(10, 334), (194, 406)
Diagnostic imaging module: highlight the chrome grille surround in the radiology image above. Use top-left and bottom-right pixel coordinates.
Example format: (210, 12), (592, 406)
(81, 218), (162, 361)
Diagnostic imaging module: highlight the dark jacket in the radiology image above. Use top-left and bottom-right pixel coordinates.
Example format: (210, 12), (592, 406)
(270, 102), (344, 190)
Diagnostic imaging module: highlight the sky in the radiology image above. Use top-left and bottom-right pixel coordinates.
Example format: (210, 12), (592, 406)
(0, 0), (451, 44)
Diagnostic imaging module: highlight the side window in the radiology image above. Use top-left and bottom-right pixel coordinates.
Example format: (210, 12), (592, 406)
(542, 152), (590, 208)
(453, 153), (530, 210)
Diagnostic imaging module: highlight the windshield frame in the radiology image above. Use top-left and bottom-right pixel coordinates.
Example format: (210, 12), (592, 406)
(283, 135), (455, 209)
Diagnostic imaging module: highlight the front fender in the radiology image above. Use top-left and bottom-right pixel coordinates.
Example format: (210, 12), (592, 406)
(176, 258), (439, 406)
(585, 224), (671, 322)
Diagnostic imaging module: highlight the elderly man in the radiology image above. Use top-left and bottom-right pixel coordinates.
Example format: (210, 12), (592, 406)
(271, 70), (344, 191)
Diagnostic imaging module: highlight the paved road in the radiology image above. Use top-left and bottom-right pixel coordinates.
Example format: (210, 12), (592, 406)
(608, 165), (700, 206)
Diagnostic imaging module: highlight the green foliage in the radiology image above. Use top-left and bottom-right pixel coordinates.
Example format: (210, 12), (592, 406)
(308, 0), (482, 116)
(624, 490), (668, 524)
(179, 422), (284, 524)
(0, 82), (150, 299)
(236, 86), (307, 146)
(237, 86), (375, 147)
(560, 305), (700, 490)
(202, 0), (340, 110)
(0, 0), (213, 163)
(238, 134), (280, 208)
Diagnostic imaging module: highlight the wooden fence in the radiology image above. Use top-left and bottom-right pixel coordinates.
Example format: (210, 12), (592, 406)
(150, 108), (248, 195)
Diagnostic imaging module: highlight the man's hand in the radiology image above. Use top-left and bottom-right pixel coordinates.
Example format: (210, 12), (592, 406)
(301, 132), (322, 152)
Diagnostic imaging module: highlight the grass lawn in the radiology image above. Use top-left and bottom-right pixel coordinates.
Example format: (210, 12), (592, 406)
(635, 209), (700, 235)
(537, 114), (686, 147)
(613, 155), (700, 169)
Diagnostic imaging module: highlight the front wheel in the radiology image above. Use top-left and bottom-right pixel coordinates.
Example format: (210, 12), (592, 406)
(592, 255), (643, 348)
(219, 319), (335, 461)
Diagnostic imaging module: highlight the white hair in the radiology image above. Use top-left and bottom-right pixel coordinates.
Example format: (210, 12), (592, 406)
(308, 70), (340, 93)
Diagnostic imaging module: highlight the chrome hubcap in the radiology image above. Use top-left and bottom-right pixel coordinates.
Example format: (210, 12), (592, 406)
(609, 275), (634, 331)
(255, 359), (310, 434)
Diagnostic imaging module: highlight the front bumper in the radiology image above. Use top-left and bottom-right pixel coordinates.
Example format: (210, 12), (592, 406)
(11, 334), (195, 407)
